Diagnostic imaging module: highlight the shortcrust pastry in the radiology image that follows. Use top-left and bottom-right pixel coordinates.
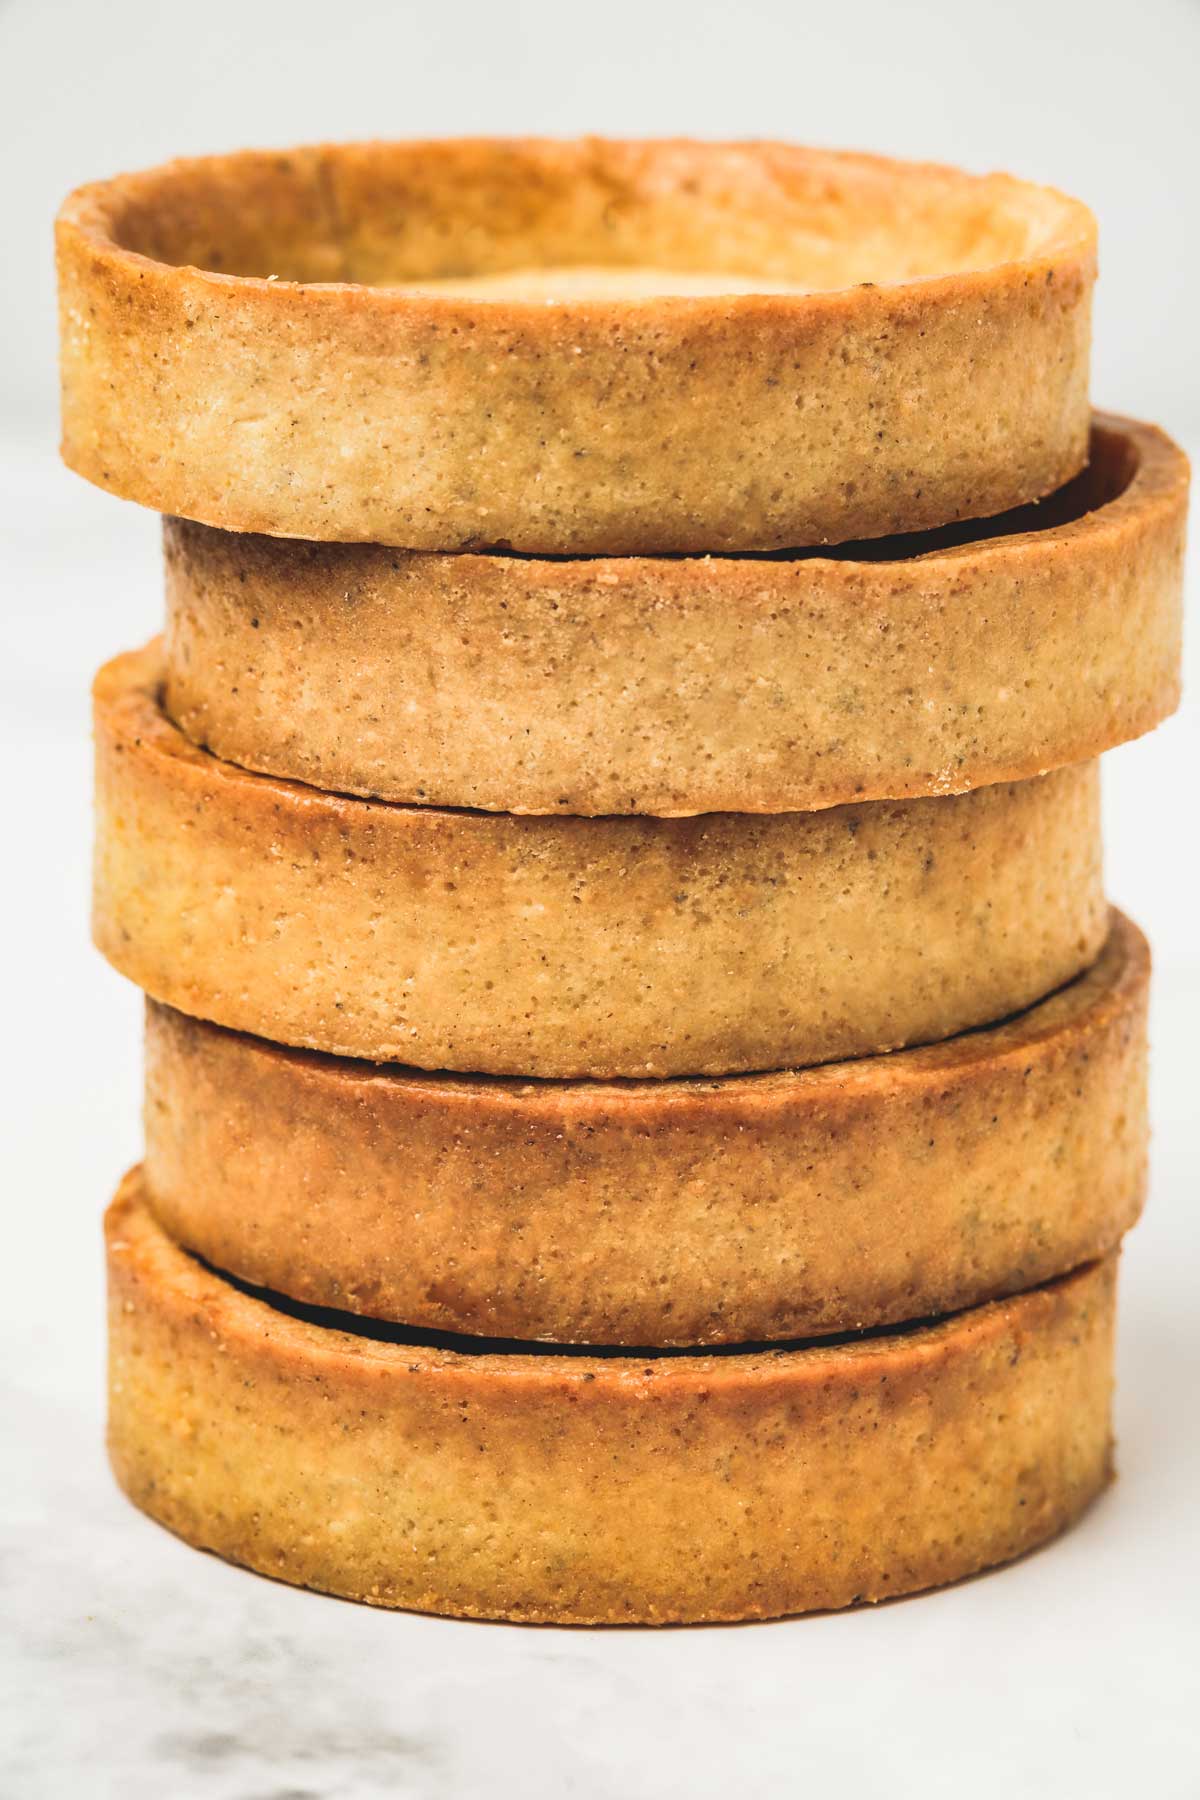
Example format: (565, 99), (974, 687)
(162, 416), (1186, 816)
(108, 1174), (1117, 1625)
(143, 912), (1146, 1344)
(58, 138), (1096, 553)
(95, 645), (1106, 1078)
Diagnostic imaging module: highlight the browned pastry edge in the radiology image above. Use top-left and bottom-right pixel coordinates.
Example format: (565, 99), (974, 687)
(161, 414), (1186, 815)
(108, 1174), (1117, 1624)
(142, 910), (1147, 1344)
(59, 137), (1094, 552)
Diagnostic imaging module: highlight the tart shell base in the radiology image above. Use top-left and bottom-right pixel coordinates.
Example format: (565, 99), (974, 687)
(108, 1174), (1116, 1625)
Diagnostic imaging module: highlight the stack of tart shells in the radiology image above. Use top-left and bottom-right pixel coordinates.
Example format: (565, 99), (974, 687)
(58, 138), (1188, 1626)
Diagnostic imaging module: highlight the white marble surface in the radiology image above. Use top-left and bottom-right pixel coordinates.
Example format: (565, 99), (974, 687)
(3, 423), (1199, 1797)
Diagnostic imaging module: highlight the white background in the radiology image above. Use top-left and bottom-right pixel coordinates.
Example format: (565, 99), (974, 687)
(1, 1), (1197, 1794)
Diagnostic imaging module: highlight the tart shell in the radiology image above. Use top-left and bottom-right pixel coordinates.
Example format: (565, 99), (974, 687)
(58, 138), (1096, 554)
(161, 415), (1187, 816)
(107, 1175), (1117, 1625)
(142, 911), (1147, 1345)
(94, 645), (1106, 1078)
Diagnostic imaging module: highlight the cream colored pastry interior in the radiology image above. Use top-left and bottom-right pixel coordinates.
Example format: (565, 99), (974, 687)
(392, 266), (814, 299)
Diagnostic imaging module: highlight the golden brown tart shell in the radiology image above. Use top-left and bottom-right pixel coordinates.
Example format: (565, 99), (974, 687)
(94, 645), (1106, 1078)
(58, 138), (1095, 554)
(108, 1174), (1117, 1625)
(142, 911), (1146, 1345)
(161, 416), (1186, 816)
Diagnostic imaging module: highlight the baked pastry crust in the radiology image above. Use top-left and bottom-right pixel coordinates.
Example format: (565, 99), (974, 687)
(142, 911), (1147, 1345)
(162, 415), (1187, 816)
(94, 645), (1106, 1078)
(107, 1175), (1117, 1625)
(58, 138), (1095, 554)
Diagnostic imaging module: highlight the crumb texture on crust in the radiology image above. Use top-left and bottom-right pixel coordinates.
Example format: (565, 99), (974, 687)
(142, 911), (1147, 1344)
(94, 643), (1107, 1078)
(58, 138), (1095, 552)
(107, 1174), (1117, 1624)
(161, 415), (1187, 815)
